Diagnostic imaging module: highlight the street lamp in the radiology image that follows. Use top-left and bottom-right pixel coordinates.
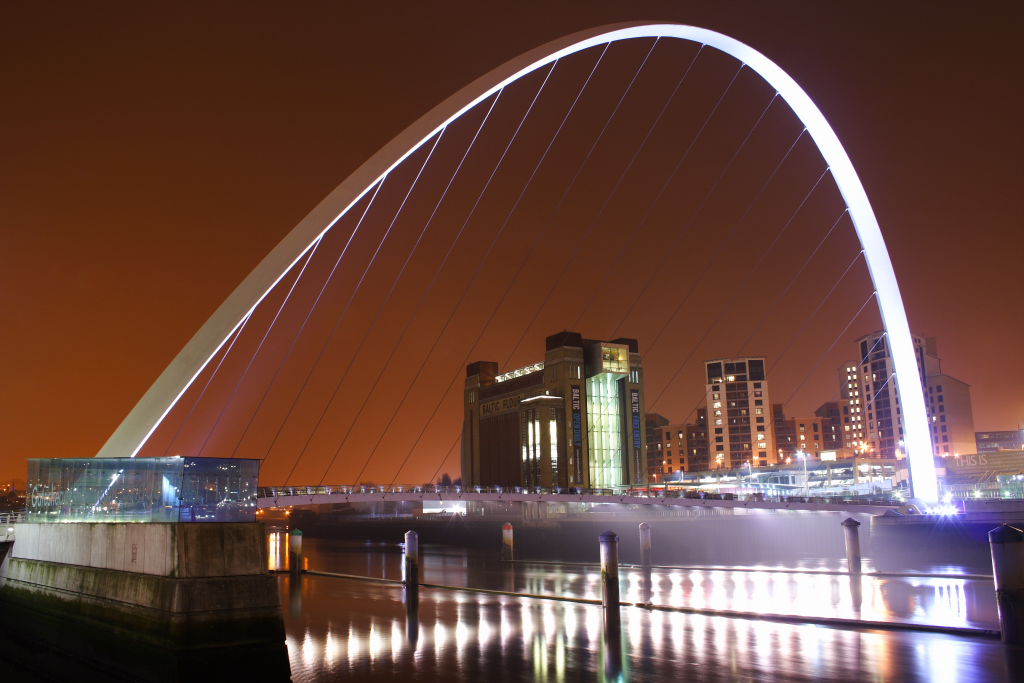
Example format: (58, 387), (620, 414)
(796, 450), (809, 497)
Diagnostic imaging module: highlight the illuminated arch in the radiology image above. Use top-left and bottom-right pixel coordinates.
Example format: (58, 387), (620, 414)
(96, 22), (938, 503)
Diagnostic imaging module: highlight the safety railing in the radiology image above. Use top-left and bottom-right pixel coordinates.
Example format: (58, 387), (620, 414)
(256, 485), (900, 507)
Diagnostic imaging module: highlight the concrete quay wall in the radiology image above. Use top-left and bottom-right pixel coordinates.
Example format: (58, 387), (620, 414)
(0, 522), (284, 651)
(10, 522), (266, 577)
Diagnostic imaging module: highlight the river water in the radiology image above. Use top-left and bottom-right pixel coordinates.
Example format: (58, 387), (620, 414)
(275, 515), (1020, 682)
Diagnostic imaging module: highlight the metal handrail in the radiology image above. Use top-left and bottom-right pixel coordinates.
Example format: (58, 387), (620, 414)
(255, 485), (901, 507)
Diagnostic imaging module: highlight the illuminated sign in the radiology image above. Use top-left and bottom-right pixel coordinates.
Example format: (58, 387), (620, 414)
(480, 396), (520, 416)
(820, 451), (837, 461)
(631, 390), (641, 449)
(571, 385), (582, 446)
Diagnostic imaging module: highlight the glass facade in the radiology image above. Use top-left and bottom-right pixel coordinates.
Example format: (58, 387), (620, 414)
(26, 457), (259, 523)
(587, 373), (624, 488)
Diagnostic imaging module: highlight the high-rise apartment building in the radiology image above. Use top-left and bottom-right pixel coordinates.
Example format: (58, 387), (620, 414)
(839, 331), (974, 458)
(462, 331), (646, 489)
(645, 413), (670, 481)
(685, 408), (710, 472)
(773, 404), (825, 460)
(704, 357), (776, 469)
(815, 400), (854, 451)
(926, 375), (975, 456)
(651, 420), (687, 479)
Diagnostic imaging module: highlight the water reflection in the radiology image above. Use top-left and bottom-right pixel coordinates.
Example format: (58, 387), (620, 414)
(271, 536), (996, 630)
(281, 573), (1010, 682)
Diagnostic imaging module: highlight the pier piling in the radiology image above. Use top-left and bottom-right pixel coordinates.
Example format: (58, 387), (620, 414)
(989, 524), (1024, 645)
(289, 528), (304, 578)
(501, 522), (515, 562)
(841, 518), (862, 575)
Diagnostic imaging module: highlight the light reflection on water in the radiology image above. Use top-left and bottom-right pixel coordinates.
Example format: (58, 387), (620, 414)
(270, 536), (997, 630)
(276, 539), (1013, 681)
(282, 575), (1013, 682)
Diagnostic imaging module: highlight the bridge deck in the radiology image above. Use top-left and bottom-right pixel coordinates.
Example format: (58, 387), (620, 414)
(257, 489), (900, 515)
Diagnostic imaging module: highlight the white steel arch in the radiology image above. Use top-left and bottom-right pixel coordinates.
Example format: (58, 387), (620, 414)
(96, 22), (938, 503)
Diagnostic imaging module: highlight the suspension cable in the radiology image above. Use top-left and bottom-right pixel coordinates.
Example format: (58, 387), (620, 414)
(194, 235), (325, 457)
(159, 312), (253, 457)
(385, 43), (670, 487)
(299, 60), (560, 485)
(256, 178), (389, 467)
(278, 127), (449, 482)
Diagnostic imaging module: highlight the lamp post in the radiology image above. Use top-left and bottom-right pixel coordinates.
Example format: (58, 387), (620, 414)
(796, 450), (809, 497)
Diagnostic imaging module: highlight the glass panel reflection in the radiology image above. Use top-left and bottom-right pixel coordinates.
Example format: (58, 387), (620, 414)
(26, 456), (258, 522)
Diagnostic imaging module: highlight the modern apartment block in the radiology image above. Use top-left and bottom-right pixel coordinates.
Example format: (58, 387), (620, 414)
(645, 413), (670, 482)
(704, 357), (776, 469)
(772, 404), (825, 460)
(838, 331), (975, 458)
(814, 399), (854, 451)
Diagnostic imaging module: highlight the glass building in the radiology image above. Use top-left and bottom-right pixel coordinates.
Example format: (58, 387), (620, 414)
(26, 457), (259, 523)
(462, 332), (646, 490)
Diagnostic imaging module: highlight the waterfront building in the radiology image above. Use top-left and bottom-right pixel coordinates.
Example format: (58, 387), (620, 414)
(815, 399), (853, 451)
(942, 449), (1024, 498)
(704, 357), (776, 469)
(685, 408), (711, 473)
(976, 429), (1024, 453)
(837, 362), (869, 452)
(840, 332), (975, 458)
(461, 331), (646, 489)
(645, 413), (670, 481)
(772, 404), (825, 460)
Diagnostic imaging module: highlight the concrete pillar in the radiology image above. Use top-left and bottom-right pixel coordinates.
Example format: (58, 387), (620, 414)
(989, 524), (1024, 645)
(638, 522), (652, 567)
(501, 522), (514, 562)
(841, 518), (862, 575)
(288, 528), (304, 577)
(403, 530), (420, 606)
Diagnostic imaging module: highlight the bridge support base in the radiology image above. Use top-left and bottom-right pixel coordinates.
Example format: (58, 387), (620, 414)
(0, 522), (288, 679)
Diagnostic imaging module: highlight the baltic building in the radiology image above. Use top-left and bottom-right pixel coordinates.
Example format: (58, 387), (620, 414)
(461, 332), (646, 489)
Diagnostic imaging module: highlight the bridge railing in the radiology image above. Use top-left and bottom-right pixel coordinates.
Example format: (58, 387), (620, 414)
(256, 485), (900, 507)
(0, 510), (25, 542)
(0, 510), (25, 525)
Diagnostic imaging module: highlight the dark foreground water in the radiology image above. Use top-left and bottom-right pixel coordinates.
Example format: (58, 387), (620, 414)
(278, 516), (1020, 682)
